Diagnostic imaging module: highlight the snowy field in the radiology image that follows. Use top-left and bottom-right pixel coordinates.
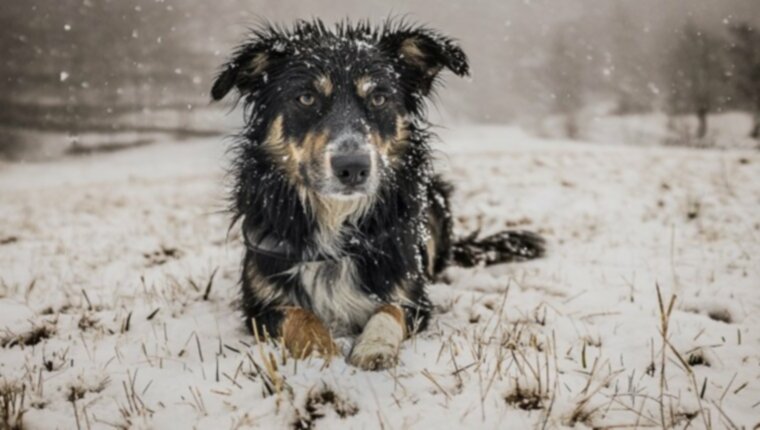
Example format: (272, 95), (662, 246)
(0, 126), (758, 429)
(535, 111), (760, 151)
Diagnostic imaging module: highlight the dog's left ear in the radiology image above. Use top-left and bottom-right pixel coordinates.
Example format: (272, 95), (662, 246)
(210, 38), (279, 102)
(380, 26), (469, 96)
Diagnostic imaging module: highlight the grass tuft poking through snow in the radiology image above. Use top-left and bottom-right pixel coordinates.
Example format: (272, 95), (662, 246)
(294, 386), (359, 429)
(1, 323), (56, 349)
(0, 380), (26, 430)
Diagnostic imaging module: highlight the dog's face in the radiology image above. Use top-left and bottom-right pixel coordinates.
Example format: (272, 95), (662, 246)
(212, 21), (468, 199)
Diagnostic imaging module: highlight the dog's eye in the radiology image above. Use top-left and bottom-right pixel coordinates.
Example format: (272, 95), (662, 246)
(298, 93), (316, 106)
(370, 93), (387, 108)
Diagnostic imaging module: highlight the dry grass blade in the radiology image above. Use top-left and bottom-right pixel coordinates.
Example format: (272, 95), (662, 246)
(656, 283), (676, 429)
(202, 267), (219, 301)
(0, 380), (26, 430)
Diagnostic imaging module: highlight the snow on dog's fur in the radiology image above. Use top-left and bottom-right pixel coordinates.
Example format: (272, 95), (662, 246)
(211, 19), (544, 369)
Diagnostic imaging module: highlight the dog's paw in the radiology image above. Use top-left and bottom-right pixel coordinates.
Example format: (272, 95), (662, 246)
(281, 308), (339, 359)
(347, 338), (399, 371)
(348, 306), (405, 371)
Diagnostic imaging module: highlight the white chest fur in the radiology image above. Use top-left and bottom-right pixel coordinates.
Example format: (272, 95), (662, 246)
(292, 258), (377, 335)
(288, 192), (381, 334)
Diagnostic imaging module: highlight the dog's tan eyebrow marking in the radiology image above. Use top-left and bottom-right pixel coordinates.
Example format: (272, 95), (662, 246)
(315, 75), (333, 96)
(355, 76), (375, 98)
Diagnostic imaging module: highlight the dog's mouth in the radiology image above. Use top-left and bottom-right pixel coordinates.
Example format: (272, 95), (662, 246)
(335, 186), (371, 198)
(319, 180), (375, 199)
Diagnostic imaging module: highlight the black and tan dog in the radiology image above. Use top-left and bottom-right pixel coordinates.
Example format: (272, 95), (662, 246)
(211, 19), (543, 370)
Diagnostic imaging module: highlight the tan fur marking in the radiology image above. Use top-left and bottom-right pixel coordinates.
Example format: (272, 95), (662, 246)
(244, 264), (284, 339)
(369, 131), (389, 154)
(284, 130), (329, 192)
(281, 307), (338, 359)
(426, 235), (437, 278)
(425, 207), (444, 277)
(264, 117), (332, 186)
(392, 115), (410, 155)
(250, 53), (268, 75)
(308, 194), (374, 236)
(263, 115), (301, 181)
(399, 38), (427, 67)
(376, 304), (406, 338)
(315, 75), (333, 96)
(371, 116), (410, 164)
(355, 76), (374, 98)
(265, 115), (286, 152)
(303, 130), (329, 161)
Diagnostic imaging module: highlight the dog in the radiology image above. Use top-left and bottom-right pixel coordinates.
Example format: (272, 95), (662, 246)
(211, 19), (544, 370)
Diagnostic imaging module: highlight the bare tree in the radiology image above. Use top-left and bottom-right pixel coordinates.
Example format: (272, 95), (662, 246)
(664, 22), (727, 139)
(728, 23), (760, 141)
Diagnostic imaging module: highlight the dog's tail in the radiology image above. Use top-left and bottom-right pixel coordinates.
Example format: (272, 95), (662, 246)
(450, 229), (545, 267)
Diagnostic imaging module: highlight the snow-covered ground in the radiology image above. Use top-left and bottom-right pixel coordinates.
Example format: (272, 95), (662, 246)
(535, 110), (759, 151)
(1, 126), (758, 429)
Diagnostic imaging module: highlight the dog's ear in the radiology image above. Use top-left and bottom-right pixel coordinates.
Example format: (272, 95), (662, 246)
(380, 25), (469, 96)
(210, 38), (280, 102)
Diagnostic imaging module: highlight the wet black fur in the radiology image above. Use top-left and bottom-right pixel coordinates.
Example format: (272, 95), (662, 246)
(212, 19), (544, 339)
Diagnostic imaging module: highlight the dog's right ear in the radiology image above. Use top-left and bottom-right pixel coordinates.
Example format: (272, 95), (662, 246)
(379, 24), (469, 97)
(210, 41), (276, 101)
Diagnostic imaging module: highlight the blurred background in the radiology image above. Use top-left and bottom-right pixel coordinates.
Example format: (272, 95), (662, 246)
(1, 0), (759, 161)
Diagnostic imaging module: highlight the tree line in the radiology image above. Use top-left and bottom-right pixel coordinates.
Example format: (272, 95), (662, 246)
(545, 20), (760, 144)
(1, 1), (757, 146)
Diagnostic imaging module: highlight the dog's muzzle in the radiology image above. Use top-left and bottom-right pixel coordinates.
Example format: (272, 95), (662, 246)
(328, 132), (372, 189)
(331, 153), (370, 186)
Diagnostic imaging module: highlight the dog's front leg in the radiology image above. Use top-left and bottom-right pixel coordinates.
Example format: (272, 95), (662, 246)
(348, 304), (406, 371)
(260, 307), (338, 359)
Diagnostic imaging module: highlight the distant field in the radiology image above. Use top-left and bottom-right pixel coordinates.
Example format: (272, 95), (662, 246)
(0, 105), (237, 161)
(535, 110), (759, 150)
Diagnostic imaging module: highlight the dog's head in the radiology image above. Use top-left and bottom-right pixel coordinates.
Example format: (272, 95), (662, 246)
(212, 20), (468, 199)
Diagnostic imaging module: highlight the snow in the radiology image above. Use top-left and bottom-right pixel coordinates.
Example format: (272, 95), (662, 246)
(536, 110), (759, 150)
(1, 126), (759, 429)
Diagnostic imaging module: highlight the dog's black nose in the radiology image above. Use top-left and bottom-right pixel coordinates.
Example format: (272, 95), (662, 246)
(331, 153), (371, 186)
